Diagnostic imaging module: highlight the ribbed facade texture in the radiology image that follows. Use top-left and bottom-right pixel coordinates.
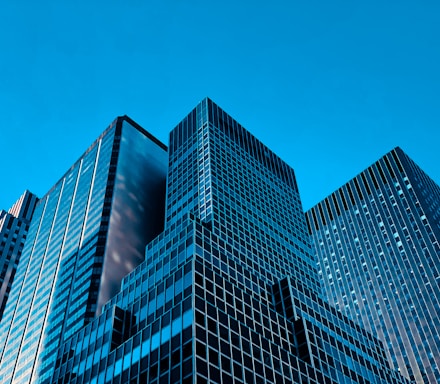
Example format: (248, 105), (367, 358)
(0, 190), (38, 321)
(0, 117), (168, 384)
(51, 99), (406, 384)
(306, 147), (440, 383)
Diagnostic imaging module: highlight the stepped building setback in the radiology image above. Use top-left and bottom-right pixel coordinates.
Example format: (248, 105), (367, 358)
(306, 148), (440, 383)
(47, 99), (405, 383)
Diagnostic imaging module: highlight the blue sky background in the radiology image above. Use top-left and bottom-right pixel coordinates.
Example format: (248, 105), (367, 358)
(1, 0), (439, 212)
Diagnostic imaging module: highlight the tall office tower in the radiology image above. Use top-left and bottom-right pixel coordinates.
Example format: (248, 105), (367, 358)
(0, 116), (168, 384)
(0, 190), (38, 321)
(306, 147), (440, 383)
(52, 99), (406, 384)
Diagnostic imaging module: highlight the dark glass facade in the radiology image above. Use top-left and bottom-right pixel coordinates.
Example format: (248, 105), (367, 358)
(0, 117), (168, 384)
(0, 190), (38, 322)
(306, 148), (440, 383)
(52, 99), (406, 384)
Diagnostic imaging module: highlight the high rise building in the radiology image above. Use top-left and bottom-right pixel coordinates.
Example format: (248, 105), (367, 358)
(52, 99), (406, 384)
(0, 190), (38, 321)
(306, 147), (440, 383)
(0, 116), (168, 384)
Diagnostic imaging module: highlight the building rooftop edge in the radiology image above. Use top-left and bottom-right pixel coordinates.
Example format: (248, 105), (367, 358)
(306, 146), (407, 212)
(39, 116), (167, 204)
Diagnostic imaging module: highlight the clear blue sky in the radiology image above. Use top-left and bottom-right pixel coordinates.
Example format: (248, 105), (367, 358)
(1, 0), (439, 211)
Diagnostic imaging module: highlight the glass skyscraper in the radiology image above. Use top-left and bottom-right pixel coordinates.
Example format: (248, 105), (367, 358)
(0, 190), (38, 322)
(52, 99), (406, 384)
(306, 147), (440, 383)
(0, 116), (168, 384)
